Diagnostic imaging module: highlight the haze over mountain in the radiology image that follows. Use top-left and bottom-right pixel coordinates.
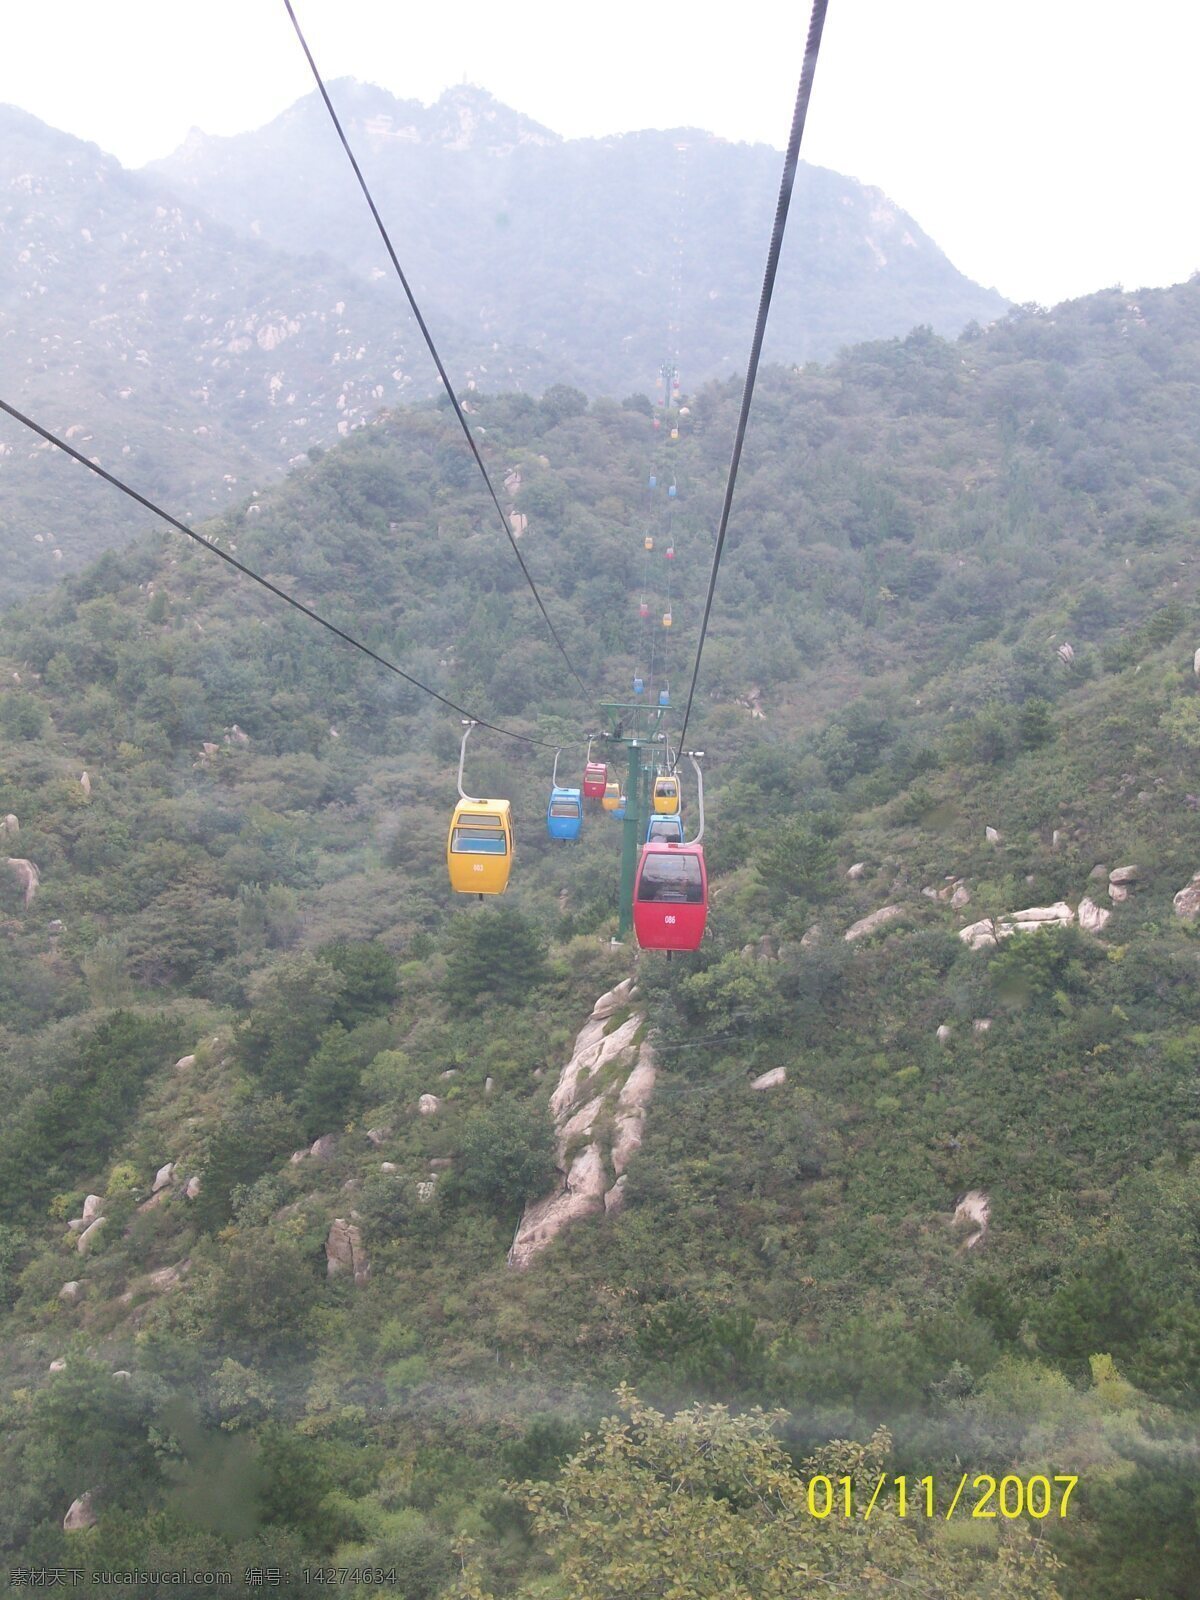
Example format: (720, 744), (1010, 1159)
(1, 84), (1008, 601)
(150, 80), (1009, 389)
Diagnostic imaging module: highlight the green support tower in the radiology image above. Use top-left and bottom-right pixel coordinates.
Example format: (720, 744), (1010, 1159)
(598, 699), (670, 942)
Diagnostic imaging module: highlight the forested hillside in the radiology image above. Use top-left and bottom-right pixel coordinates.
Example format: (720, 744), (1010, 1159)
(1, 82), (1007, 599)
(1, 279), (1199, 1597)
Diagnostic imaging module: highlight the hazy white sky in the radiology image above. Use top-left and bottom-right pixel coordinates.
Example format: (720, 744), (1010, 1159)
(2, 0), (1197, 307)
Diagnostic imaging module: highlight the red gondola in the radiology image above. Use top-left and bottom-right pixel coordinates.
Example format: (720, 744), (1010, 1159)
(583, 761), (608, 799)
(633, 842), (708, 951)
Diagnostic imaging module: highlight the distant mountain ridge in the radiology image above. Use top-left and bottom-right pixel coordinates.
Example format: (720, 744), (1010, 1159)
(1, 85), (1008, 599)
(148, 80), (1009, 389)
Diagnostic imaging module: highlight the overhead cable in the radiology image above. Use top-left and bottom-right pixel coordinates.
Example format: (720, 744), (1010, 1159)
(282, 0), (594, 706)
(674, 0), (830, 758)
(0, 396), (573, 751)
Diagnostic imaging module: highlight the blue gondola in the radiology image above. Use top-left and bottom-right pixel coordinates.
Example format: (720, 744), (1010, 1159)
(658, 688), (670, 707)
(547, 786), (583, 841)
(633, 676), (644, 695)
(646, 814), (684, 844)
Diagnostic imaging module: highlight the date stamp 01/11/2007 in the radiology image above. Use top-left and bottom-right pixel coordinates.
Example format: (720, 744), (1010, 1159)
(7, 1475), (1081, 1589)
(801, 1472), (1079, 1521)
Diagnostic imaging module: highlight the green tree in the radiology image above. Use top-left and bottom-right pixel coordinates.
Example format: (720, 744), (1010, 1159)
(754, 818), (836, 905)
(452, 1098), (556, 1220)
(1017, 697), (1054, 750)
(442, 907), (547, 1005)
(239, 953), (345, 1096)
(457, 1388), (1063, 1599)
(193, 1096), (301, 1233)
(317, 940), (399, 1027)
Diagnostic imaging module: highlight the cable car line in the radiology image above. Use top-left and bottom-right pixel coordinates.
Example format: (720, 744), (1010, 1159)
(282, 0), (594, 708)
(0, 396), (573, 753)
(673, 0), (830, 759)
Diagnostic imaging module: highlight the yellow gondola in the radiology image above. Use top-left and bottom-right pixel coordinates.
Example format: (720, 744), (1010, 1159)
(448, 722), (514, 895)
(663, 610), (673, 628)
(653, 774), (681, 814)
(644, 535), (654, 551)
(601, 779), (622, 812)
(447, 799), (513, 894)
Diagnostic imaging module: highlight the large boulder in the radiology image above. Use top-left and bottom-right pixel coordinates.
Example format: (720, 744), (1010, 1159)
(1003, 902), (1074, 932)
(1078, 896), (1111, 933)
(959, 917), (998, 950)
(751, 1067), (787, 1090)
(81, 1194), (104, 1224)
(418, 1094), (442, 1115)
(59, 1281), (84, 1305)
(844, 905), (905, 942)
(76, 1217), (106, 1255)
(309, 1134), (338, 1162)
(325, 1219), (370, 1287)
(1174, 871), (1200, 919)
(63, 1492), (97, 1532)
(152, 1162), (175, 1193)
(4, 857), (40, 907)
(952, 1190), (990, 1249)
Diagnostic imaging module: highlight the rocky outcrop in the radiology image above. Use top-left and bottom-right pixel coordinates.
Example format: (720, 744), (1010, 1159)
(1007, 902), (1074, 929)
(184, 1175), (201, 1199)
(509, 979), (654, 1270)
(960, 902), (1074, 949)
(844, 905), (905, 942)
(5, 857), (40, 906)
(310, 1134), (338, 1162)
(59, 1280), (84, 1305)
(847, 862), (866, 880)
(76, 1217), (106, 1254)
(152, 1162), (175, 1193)
(174, 1054), (196, 1072)
(1078, 896), (1111, 933)
(418, 1094), (442, 1115)
(953, 1190), (990, 1250)
(63, 1492), (97, 1532)
(936, 1024), (952, 1045)
(1173, 871), (1200, 919)
(751, 1067), (787, 1090)
(985, 826), (1001, 844)
(1, 814), (18, 838)
(1108, 865), (1138, 905)
(147, 1262), (187, 1293)
(325, 1218), (370, 1287)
